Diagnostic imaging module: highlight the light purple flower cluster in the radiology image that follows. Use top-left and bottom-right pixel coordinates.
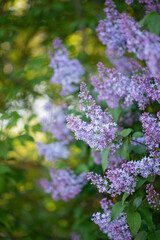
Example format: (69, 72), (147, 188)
(146, 184), (160, 210)
(49, 38), (85, 96)
(97, 0), (160, 78)
(67, 82), (121, 151)
(91, 150), (124, 169)
(92, 198), (132, 240)
(40, 167), (87, 201)
(140, 112), (160, 156)
(87, 156), (160, 196)
(40, 100), (72, 144)
(36, 141), (69, 163)
(92, 62), (160, 110)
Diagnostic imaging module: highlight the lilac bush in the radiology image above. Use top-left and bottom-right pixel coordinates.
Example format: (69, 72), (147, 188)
(36, 0), (160, 239)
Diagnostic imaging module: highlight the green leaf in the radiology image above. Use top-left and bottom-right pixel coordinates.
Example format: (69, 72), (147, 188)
(109, 107), (122, 123)
(117, 139), (130, 160)
(132, 132), (144, 138)
(148, 231), (160, 240)
(119, 128), (133, 137)
(122, 192), (130, 205)
(102, 148), (110, 172)
(111, 201), (126, 221)
(129, 145), (146, 155)
(18, 134), (34, 143)
(0, 165), (11, 175)
(133, 196), (143, 208)
(135, 177), (146, 190)
(139, 207), (155, 232)
(134, 231), (147, 240)
(148, 12), (160, 35)
(127, 210), (141, 237)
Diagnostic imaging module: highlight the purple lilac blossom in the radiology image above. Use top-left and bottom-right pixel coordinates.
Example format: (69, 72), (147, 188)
(87, 156), (160, 196)
(92, 198), (132, 240)
(36, 141), (69, 163)
(146, 184), (160, 210)
(91, 62), (157, 110)
(49, 38), (85, 96)
(67, 82), (121, 151)
(40, 167), (87, 201)
(140, 112), (160, 156)
(40, 100), (72, 144)
(125, 0), (160, 14)
(98, 0), (160, 78)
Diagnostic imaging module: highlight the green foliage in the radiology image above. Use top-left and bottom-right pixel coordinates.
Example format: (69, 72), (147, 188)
(102, 148), (110, 172)
(127, 210), (141, 237)
(111, 201), (127, 220)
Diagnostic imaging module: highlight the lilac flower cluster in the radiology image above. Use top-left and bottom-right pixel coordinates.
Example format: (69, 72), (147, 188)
(92, 198), (132, 240)
(67, 82), (121, 151)
(40, 100), (72, 144)
(91, 150), (124, 169)
(87, 156), (160, 196)
(41, 167), (87, 202)
(49, 38), (85, 96)
(92, 62), (160, 110)
(140, 112), (160, 156)
(97, 0), (160, 78)
(146, 184), (160, 210)
(36, 141), (69, 163)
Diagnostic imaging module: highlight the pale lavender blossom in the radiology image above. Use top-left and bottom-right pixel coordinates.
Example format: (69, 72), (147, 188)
(140, 112), (160, 154)
(41, 167), (87, 201)
(49, 38), (85, 96)
(91, 62), (157, 110)
(98, 0), (160, 78)
(67, 82), (121, 151)
(40, 100), (72, 144)
(87, 156), (160, 196)
(36, 141), (69, 163)
(92, 198), (132, 240)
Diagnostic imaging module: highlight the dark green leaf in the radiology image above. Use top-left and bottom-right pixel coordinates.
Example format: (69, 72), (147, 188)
(122, 192), (130, 205)
(111, 201), (126, 221)
(0, 165), (11, 175)
(117, 139), (130, 160)
(119, 128), (133, 137)
(134, 231), (147, 240)
(133, 196), (143, 208)
(102, 148), (110, 172)
(139, 207), (155, 231)
(127, 210), (141, 237)
(132, 132), (144, 138)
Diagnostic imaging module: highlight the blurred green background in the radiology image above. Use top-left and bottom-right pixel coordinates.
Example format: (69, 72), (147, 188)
(0, 0), (107, 239)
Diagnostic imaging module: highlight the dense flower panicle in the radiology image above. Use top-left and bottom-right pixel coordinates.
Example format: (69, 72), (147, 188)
(67, 82), (120, 151)
(40, 101), (72, 144)
(97, 1), (126, 57)
(92, 198), (132, 240)
(92, 62), (158, 110)
(49, 38), (85, 96)
(41, 167), (87, 201)
(140, 112), (160, 153)
(146, 184), (160, 210)
(36, 141), (69, 163)
(125, 0), (160, 14)
(98, 0), (160, 78)
(87, 156), (160, 196)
